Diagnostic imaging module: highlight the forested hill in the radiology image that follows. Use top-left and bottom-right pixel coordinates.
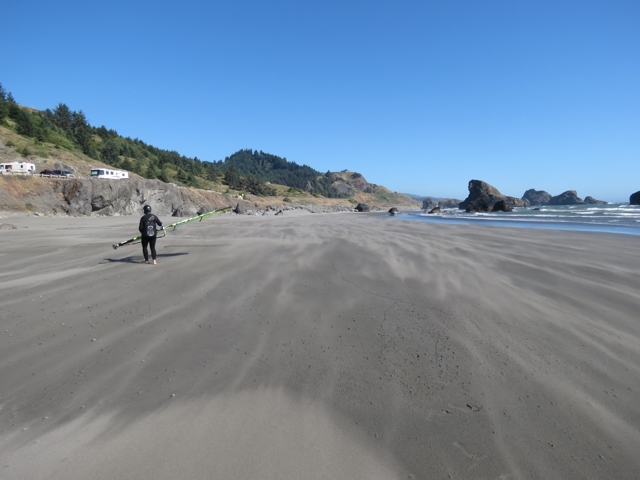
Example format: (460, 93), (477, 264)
(0, 83), (343, 197)
(216, 150), (340, 197)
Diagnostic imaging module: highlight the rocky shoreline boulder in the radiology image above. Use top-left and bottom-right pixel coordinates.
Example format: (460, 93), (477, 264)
(459, 180), (529, 213)
(630, 191), (640, 205)
(355, 203), (371, 212)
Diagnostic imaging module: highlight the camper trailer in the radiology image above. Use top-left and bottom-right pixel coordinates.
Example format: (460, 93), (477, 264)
(0, 162), (36, 175)
(90, 168), (129, 179)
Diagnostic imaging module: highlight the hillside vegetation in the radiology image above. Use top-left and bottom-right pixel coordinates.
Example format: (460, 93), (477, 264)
(0, 83), (418, 207)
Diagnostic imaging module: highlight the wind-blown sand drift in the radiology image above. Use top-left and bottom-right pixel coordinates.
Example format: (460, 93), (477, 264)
(1, 213), (639, 479)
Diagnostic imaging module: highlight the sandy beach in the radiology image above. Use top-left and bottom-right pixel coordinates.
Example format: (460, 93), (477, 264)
(1, 212), (639, 479)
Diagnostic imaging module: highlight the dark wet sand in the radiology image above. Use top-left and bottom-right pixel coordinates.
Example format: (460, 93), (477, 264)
(1, 212), (639, 479)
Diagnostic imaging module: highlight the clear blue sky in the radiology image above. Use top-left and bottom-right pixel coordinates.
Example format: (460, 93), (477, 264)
(3, 0), (639, 201)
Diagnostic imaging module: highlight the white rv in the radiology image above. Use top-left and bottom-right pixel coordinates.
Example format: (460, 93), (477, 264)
(90, 168), (129, 179)
(0, 162), (36, 175)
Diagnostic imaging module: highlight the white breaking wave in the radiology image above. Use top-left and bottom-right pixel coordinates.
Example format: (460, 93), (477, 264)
(411, 203), (640, 234)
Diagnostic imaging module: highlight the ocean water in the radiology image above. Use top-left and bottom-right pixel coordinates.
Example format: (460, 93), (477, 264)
(404, 203), (640, 235)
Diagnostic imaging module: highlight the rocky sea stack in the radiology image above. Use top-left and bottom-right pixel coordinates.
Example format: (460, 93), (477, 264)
(459, 180), (528, 213)
(422, 198), (437, 211)
(548, 191), (583, 205)
(630, 191), (640, 205)
(438, 198), (462, 209)
(522, 189), (552, 206)
(584, 196), (607, 205)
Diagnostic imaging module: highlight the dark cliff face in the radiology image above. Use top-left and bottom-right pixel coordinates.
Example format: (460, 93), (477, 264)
(522, 189), (552, 206)
(630, 191), (640, 205)
(459, 180), (529, 212)
(548, 190), (584, 206)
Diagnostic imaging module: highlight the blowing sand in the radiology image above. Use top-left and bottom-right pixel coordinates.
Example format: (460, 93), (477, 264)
(0, 212), (639, 479)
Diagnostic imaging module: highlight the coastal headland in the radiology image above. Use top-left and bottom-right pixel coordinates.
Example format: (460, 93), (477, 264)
(1, 212), (639, 479)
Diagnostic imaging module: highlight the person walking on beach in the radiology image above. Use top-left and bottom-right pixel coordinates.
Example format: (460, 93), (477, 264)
(139, 205), (164, 265)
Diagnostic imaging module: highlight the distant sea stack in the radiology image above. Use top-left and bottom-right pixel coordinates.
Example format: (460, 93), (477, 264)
(422, 198), (438, 211)
(459, 180), (529, 213)
(438, 198), (462, 209)
(584, 196), (607, 205)
(522, 189), (551, 206)
(548, 191), (583, 205)
(630, 191), (640, 205)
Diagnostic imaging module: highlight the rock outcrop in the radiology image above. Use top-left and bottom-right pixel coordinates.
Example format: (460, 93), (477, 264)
(438, 198), (462, 209)
(355, 203), (371, 212)
(548, 191), (583, 205)
(388, 207), (399, 215)
(428, 207), (441, 214)
(522, 189), (552, 206)
(422, 198), (437, 211)
(233, 203), (246, 215)
(0, 177), (232, 216)
(459, 180), (529, 213)
(52, 178), (228, 216)
(492, 200), (513, 212)
(583, 196), (607, 205)
(631, 191), (640, 205)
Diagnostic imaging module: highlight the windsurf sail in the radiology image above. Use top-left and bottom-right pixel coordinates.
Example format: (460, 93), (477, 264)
(112, 206), (231, 249)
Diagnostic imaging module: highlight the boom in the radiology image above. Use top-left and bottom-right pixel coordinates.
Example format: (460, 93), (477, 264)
(112, 206), (231, 250)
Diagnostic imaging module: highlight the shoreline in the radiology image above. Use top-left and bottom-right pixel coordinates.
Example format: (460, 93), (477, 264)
(1, 213), (639, 479)
(402, 212), (640, 236)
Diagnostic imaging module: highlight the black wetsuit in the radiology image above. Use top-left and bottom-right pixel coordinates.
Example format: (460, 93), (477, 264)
(139, 213), (163, 261)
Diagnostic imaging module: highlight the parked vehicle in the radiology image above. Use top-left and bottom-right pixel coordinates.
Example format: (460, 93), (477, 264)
(90, 168), (129, 179)
(0, 162), (36, 175)
(39, 169), (74, 178)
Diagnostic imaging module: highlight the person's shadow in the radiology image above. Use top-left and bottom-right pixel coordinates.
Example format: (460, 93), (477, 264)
(102, 253), (189, 264)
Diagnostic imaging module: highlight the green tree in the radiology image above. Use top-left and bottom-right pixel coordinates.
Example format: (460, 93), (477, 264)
(158, 164), (170, 183)
(52, 103), (73, 132)
(145, 164), (157, 179)
(8, 102), (21, 120)
(15, 110), (37, 137)
(120, 158), (133, 172)
(0, 100), (7, 122)
(0, 83), (7, 120)
(101, 139), (120, 165)
(71, 110), (93, 155)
